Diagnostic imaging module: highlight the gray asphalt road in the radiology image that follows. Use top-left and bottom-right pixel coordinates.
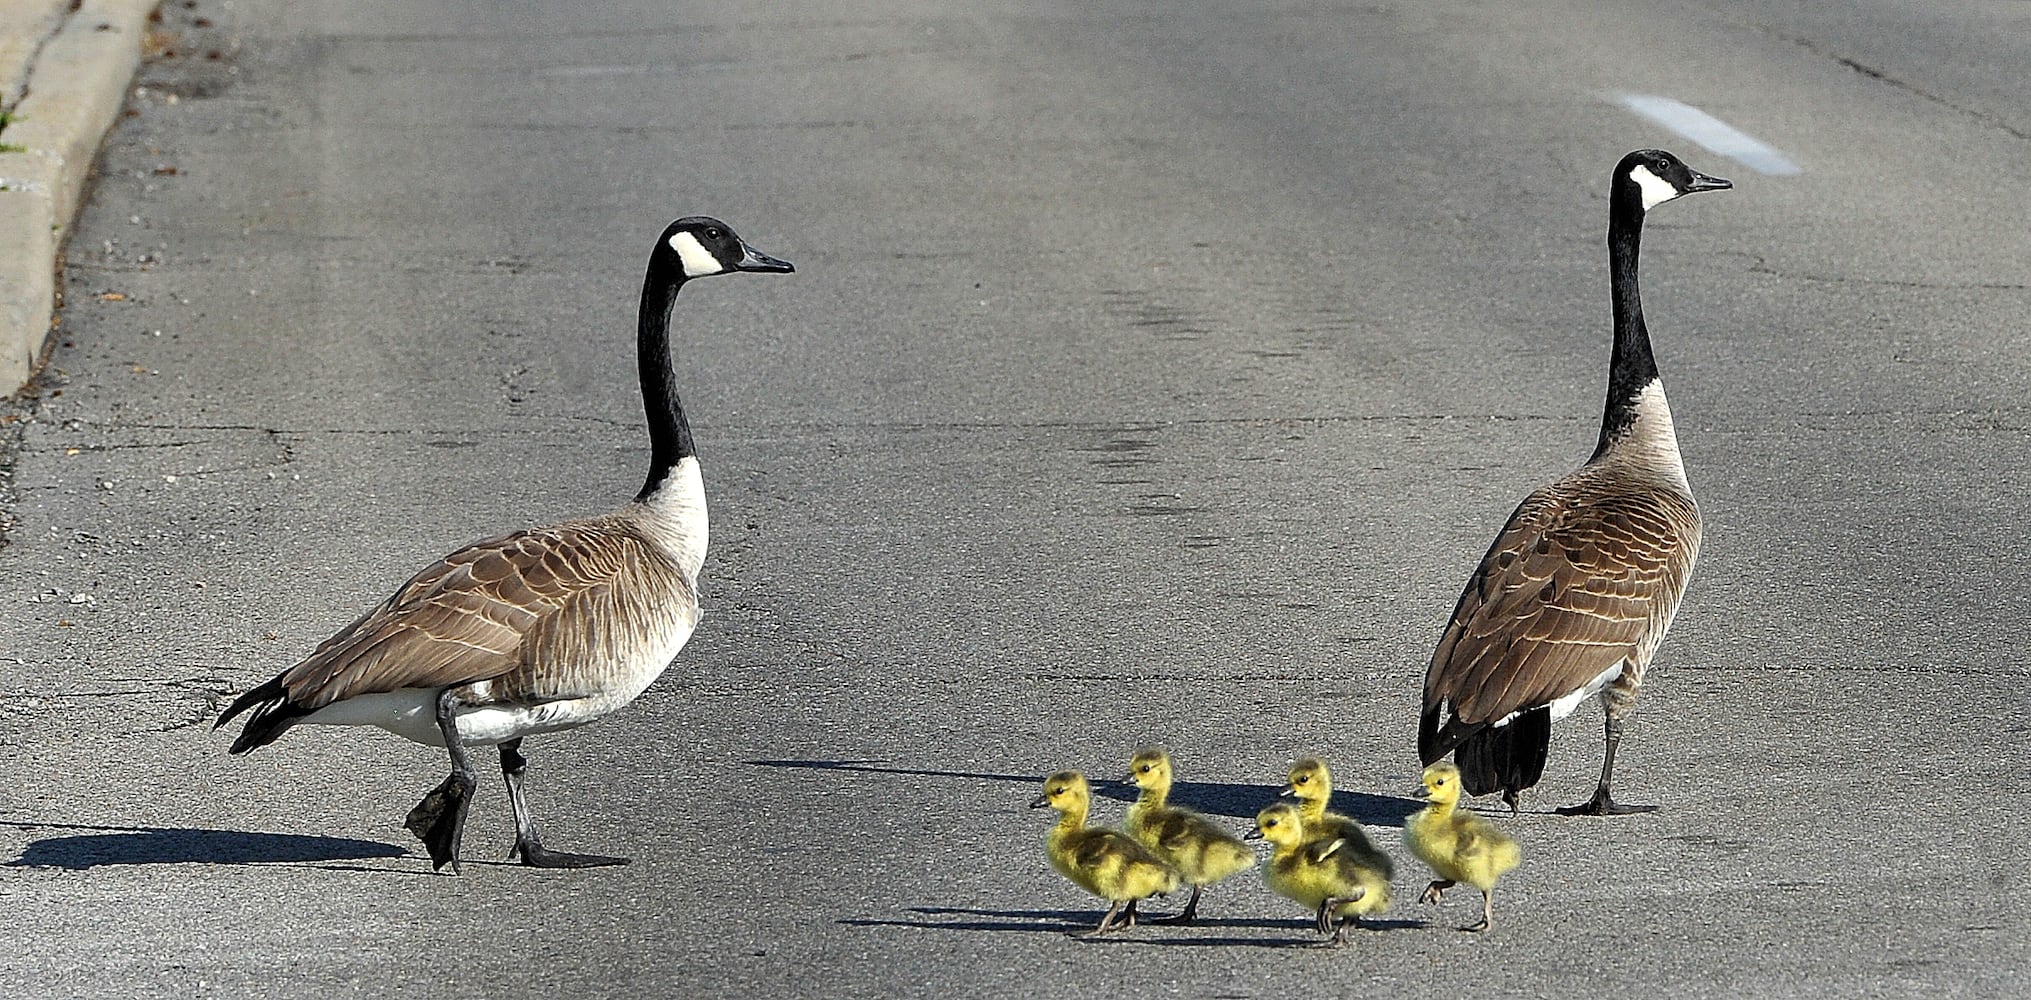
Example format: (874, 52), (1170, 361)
(3, 0), (2027, 995)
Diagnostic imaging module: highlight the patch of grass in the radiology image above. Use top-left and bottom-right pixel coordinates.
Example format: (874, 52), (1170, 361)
(0, 143), (27, 155)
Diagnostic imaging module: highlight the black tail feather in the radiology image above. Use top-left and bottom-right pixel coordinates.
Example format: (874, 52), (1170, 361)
(214, 674), (310, 755)
(1454, 707), (1551, 799)
(1418, 701), (1483, 765)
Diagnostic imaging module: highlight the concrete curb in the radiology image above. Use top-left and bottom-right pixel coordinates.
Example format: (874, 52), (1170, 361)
(1, 0), (161, 395)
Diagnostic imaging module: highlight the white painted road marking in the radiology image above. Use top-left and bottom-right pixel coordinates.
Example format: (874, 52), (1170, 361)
(1618, 95), (1803, 177)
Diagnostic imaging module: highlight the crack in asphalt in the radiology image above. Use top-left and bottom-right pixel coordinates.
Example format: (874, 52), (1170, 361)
(1748, 256), (2031, 292)
(1753, 25), (2031, 144)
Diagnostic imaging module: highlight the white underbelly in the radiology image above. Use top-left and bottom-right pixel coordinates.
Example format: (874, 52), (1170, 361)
(1546, 663), (1624, 721)
(299, 620), (694, 747)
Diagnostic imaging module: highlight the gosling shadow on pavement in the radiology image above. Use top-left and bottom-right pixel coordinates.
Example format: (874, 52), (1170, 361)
(3, 822), (409, 870)
(842, 907), (1425, 947)
(747, 759), (1419, 826)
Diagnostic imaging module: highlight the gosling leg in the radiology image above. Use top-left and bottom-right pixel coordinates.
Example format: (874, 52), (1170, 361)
(1152, 884), (1202, 925)
(1073, 901), (1128, 938)
(1557, 715), (1656, 816)
(500, 738), (628, 869)
(1420, 879), (1455, 906)
(403, 689), (476, 874)
(1463, 888), (1496, 933)
(1316, 889), (1366, 942)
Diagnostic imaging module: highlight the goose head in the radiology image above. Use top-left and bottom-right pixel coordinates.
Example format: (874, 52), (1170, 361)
(1282, 757), (1332, 802)
(1414, 761), (1466, 806)
(1126, 747), (1173, 790)
(1029, 770), (1091, 813)
(1615, 149), (1732, 214)
(652, 216), (795, 283)
(1246, 802), (1305, 847)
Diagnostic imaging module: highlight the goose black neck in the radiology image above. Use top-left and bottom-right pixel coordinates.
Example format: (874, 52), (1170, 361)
(1594, 195), (1658, 460)
(636, 264), (694, 500)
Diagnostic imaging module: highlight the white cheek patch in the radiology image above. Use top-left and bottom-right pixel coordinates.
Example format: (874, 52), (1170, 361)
(1629, 164), (1680, 211)
(668, 231), (725, 277)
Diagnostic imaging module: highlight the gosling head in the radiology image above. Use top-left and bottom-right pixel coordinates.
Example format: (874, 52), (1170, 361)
(1246, 802), (1306, 848)
(651, 216), (795, 284)
(1282, 757), (1332, 801)
(1126, 747), (1174, 790)
(1416, 761), (1466, 806)
(1615, 148), (1732, 214)
(1030, 770), (1091, 813)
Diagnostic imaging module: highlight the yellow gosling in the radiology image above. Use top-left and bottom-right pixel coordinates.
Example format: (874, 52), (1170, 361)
(1031, 770), (1181, 936)
(1123, 748), (1255, 923)
(1249, 802), (1392, 946)
(1282, 758), (1394, 882)
(1405, 761), (1522, 932)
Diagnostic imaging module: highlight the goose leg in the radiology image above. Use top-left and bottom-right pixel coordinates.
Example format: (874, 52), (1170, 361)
(1420, 879), (1455, 906)
(499, 738), (629, 869)
(403, 689), (476, 874)
(1463, 889), (1495, 933)
(1557, 715), (1657, 816)
(1152, 884), (1202, 924)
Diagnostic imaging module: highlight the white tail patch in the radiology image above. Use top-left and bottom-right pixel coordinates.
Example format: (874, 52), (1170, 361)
(668, 231), (725, 278)
(1628, 164), (1680, 211)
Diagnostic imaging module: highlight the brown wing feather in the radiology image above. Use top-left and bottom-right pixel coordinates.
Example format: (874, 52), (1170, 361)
(277, 520), (660, 708)
(1425, 476), (1698, 727)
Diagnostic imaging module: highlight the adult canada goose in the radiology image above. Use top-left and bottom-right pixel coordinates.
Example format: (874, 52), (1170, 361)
(1031, 771), (1183, 937)
(1418, 150), (1729, 816)
(214, 217), (794, 872)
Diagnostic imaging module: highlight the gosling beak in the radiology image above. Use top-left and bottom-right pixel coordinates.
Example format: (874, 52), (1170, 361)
(1277, 785), (1296, 798)
(1411, 785), (1432, 800)
(735, 241), (795, 274)
(1028, 793), (1051, 809)
(1685, 169), (1733, 194)
(1242, 827), (1264, 842)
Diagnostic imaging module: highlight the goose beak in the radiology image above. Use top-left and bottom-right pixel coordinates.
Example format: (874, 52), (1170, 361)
(1685, 170), (1733, 194)
(735, 242), (795, 274)
(1028, 793), (1051, 809)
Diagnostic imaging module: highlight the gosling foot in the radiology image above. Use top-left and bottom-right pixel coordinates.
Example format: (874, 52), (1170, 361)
(1071, 902), (1131, 938)
(1419, 879), (1455, 906)
(1152, 886), (1202, 925)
